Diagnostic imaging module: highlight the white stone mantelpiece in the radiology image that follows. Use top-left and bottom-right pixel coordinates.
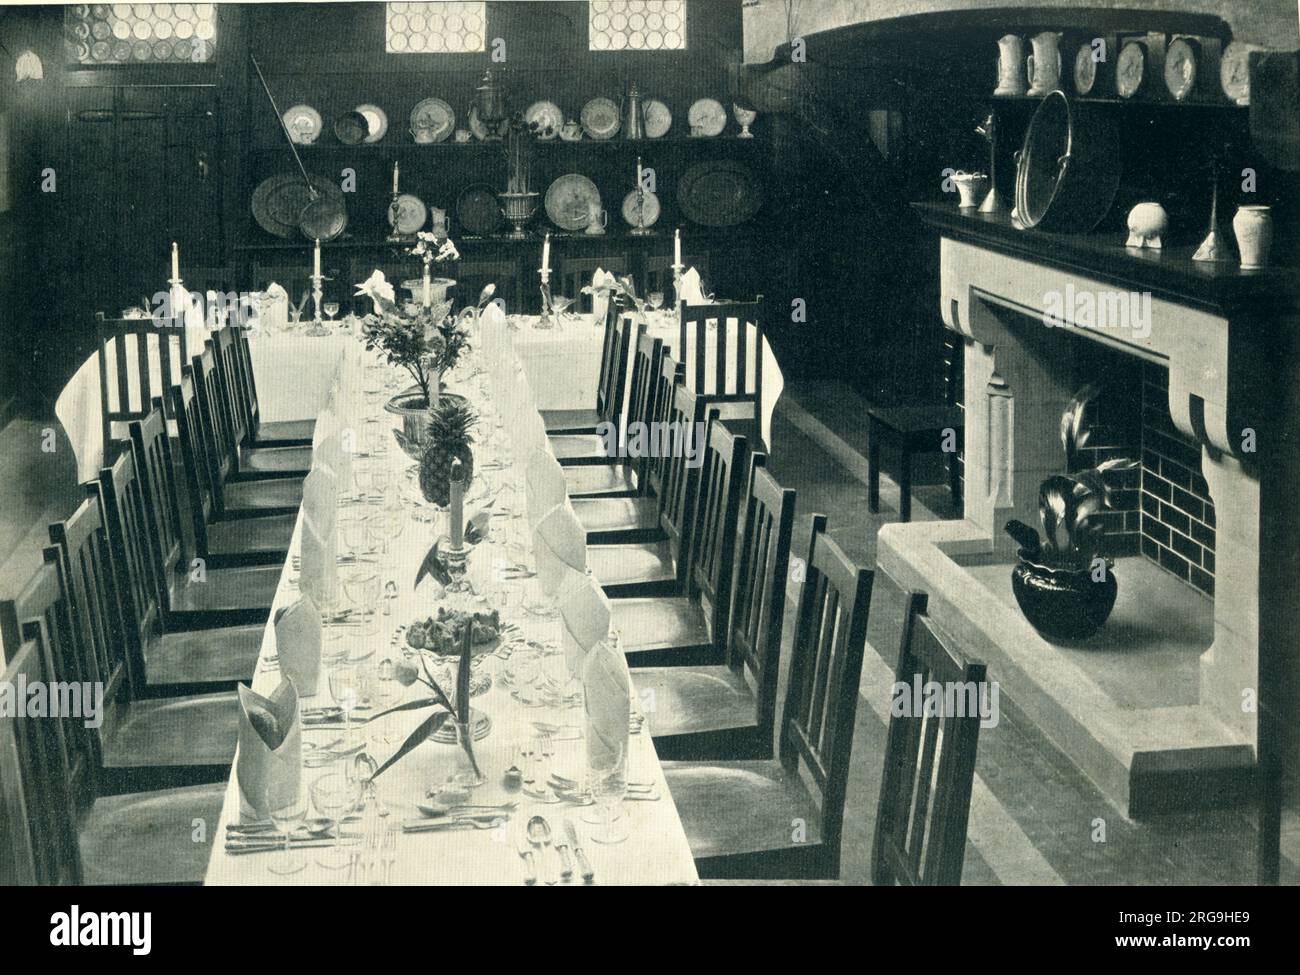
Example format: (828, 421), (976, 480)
(879, 231), (1300, 816)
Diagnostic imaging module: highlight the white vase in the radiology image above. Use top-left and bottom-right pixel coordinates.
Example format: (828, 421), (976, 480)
(1232, 205), (1273, 268)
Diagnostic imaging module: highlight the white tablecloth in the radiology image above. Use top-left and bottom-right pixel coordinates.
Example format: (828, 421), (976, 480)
(513, 311), (783, 446)
(204, 336), (699, 886)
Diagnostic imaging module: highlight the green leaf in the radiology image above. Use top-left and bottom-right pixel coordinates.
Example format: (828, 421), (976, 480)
(456, 623), (473, 725)
(415, 538), (452, 591)
(364, 697), (438, 723)
(371, 710), (451, 780)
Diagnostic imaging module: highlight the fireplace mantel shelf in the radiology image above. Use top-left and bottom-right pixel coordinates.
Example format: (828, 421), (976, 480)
(913, 202), (1300, 317)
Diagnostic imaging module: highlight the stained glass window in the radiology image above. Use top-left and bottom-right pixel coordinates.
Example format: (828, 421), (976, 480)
(385, 2), (486, 53)
(65, 4), (218, 64)
(589, 0), (686, 51)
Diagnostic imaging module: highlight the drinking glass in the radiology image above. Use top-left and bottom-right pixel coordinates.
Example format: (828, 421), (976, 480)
(267, 787), (308, 875)
(586, 741), (629, 844)
(341, 517), (372, 557)
(309, 772), (362, 870)
(369, 659), (404, 746)
(343, 571), (381, 636)
(323, 301), (340, 322)
(351, 465), (372, 502)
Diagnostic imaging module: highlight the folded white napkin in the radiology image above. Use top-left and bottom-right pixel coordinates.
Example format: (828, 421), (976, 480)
(526, 450), (567, 529)
(591, 268), (616, 324)
(263, 283), (289, 333)
(274, 596), (322, 697)
(582, 636), (632, 775)
(678, 266), (710, 306)
(236, 680), (302, 822)
(55, 350), (104, 483)
(532, 502), (587, 596)
(299, 468), (338, 609)
(559, 574), (612, 677)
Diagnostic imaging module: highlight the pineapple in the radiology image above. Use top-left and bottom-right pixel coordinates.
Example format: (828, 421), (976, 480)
(419, 398), (477, 506)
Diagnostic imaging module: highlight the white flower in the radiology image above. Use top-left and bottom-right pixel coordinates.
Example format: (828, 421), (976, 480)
(436, 238), (460, 262)
(354, 269), (396, 310)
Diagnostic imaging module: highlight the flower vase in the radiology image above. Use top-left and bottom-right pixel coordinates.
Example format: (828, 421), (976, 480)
(448, 716), (485, 789)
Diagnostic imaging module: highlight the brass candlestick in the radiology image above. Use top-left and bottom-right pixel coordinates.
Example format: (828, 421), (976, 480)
(630, 186), (653, 236)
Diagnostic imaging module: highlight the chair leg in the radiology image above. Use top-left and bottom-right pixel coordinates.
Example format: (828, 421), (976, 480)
(899, 449), (912, 523)
(868, 420), (881, 514)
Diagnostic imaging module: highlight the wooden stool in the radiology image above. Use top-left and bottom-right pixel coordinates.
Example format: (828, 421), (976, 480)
(866, 405), (963, 522)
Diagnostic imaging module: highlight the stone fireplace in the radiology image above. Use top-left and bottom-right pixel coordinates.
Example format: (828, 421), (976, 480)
(878, 208), (1300, 817)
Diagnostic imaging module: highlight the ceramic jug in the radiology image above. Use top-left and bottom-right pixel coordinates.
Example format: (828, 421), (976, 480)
(585, 205), (609, 236)
(1026, 31), (1063, 96)
(995, 35), (1026, 96)
(1233, 205), (1273, 268)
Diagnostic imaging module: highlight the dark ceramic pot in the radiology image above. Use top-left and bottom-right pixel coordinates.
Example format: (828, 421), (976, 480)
(1010, 558), (1118, 641)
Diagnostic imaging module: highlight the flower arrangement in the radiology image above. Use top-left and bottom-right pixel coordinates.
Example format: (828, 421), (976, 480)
(356, 271), (455, 407)
(582, 274), (647, 315)
(1004, 384), (1140, 571)
(368, 623), (482, 780)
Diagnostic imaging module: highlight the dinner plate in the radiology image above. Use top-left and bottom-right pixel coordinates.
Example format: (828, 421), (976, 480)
(677, 160), (762, 226)
(468, 104), (495, 141)
(643, 97), (672, 138)
(524, 100), (563, 139)
(456, 183), (502, 236)
(410, 97), (455, 144)
(687, 97), (727, 137)
(545, 174), (601, 232)
(333, 110), (369, 146)
(580, 97), (620, 140)
(251, 173), (344, 239)
(388, 193), (428, 236)
(355, 103), (388, 142)
(622, 189), (661, 229)
(282, 104), (322, 145)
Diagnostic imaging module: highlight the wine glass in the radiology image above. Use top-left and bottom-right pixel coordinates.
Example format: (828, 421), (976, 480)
(309, 772), (362, 870)
(550, 295), (574, 324)
(329, 665), (367, 749)
(323, 300), (340, 323)
(341, 517), (372, 558)
(267, 786), (308, 876)
(369, 658), (404, 746)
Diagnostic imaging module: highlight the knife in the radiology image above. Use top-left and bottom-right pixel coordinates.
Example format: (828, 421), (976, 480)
(564, 818), (594, 884)
(552, 819), (575, 881)
(515, 827), (537, 885)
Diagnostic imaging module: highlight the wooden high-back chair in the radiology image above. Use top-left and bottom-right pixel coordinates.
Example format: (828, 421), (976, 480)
(725, 452), (796, 750)
(872, 580), (986, 886)
(228, 321), (315, 449)
(678, 297), (765, 399)
(0, 627), (84, 885)
(562, 256), (629, 314)
(95, 312), (189, 463)
(779, 513), (875, 877)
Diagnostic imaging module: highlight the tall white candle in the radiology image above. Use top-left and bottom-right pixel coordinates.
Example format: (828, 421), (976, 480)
(674, 227), (681, 266)
(392, 160), (400, 195)
(636, 157), (643, 192)
(314, 239), (321, 277)
(541, 232), (550, 274)
(449, 459), (465, 549)
(423, 263), (431, 308)
(171, 241), (179, 281)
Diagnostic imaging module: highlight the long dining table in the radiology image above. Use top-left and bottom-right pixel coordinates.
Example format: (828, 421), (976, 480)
(203, 318), (700, 886)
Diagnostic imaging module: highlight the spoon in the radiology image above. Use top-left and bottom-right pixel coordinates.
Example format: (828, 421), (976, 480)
(526, 815), (559, 885)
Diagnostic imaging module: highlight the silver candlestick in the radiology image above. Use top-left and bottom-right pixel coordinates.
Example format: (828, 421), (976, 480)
(536, 267), (556, 329)
(307, 270), (328, 336)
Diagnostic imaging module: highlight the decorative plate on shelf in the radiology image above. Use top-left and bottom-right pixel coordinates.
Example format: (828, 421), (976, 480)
(643, 97), (673, 138)
(467, 104), (496, 141)
(282, 104), (323, 145)
(1073, 43), (1098, 95)
(677, 160), (763, 227)
(621, 189), (661, 230)
(251, 173), (344, 239)
(409, 97), (455, 144)
(545, 174), (601, 232)
(687, 98), (727, 137)
(355, 103), (389, 143)
(524, 100), (564, 139)
(387, 193), (428, 236)
(1116, 41), (1148, 98)
(333, 110), (369, 146)
(580, 97), (621, 140)
(456, 183), (502, 236)
(1164, 38), (1199, 101)
(1219, 41), (1251, 105)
